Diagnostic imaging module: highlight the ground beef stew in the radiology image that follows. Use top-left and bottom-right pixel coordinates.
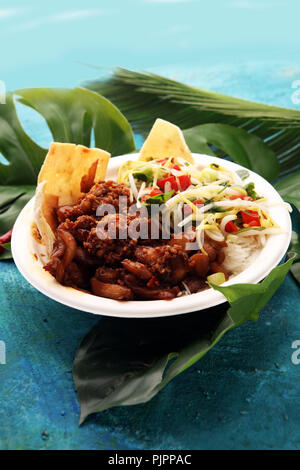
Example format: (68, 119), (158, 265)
(44, 181), (229, 300)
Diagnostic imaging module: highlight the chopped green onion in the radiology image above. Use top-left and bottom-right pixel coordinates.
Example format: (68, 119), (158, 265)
(237, 226), (265, 233)
(200, 168), (219, 182)
(143, 190), (175, 204)
(207, 207), (228, 213)
(244, 182), (258, 199)
(133, 170), (152, 182)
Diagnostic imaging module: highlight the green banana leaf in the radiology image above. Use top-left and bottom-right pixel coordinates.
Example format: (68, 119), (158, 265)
(274, 172), (300, 211)
(0, 87), (135, 248)
(73, 254), (295, 424)
(86, 68), (300, 178)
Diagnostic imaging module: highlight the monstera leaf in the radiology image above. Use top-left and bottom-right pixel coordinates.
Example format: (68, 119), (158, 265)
(16, 87), (135, 157)
(0, 93), (46, 186)
(0, 87), (135, 249)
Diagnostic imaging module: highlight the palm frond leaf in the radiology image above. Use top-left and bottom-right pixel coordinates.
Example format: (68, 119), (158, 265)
(86, 68), (300, 177)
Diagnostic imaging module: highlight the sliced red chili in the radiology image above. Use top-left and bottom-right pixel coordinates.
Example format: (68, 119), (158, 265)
(240, 210), (261, 226)
(225, 221), (239, 233)
(141, 188), (162, 202)
(0, 229), (13, 244)
(157, 158), (180, 170)
(193, 199), (203, 207)
(247, 220), (261, 227)
(157, 175), (178, 191)
(149, 188), (163, 197)
(230, 194), (253, 201)
(157, 158), (168, 165)
(177, 174), (191, 191)
(172, 164), (182, 171)
(183, 199), (203, 216)
(0, 229), (13, 254)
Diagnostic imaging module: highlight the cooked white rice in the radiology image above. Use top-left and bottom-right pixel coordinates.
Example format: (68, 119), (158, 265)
(222, 235), (263, 276)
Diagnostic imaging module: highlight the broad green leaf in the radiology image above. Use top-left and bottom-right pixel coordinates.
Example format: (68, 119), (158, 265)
(183, 123), (279, 182)
(0, 93), (46, 185)
(210, 253), (295, 325)
(16, 87), (135, 157)
(274, 172), (300, 211)
(160, 254), (296, 383)
(289, 231), (300, 261)
(87, 68), (300, 178)
(291, 263), (300, 285)
(0, 185), (35, 210)
(0, 186), (35, 234)
(289, 231), (300, 284)
(73, 255), (294, 424)
(180, 129), (216, 157)
(0, 242), (12, 260)
(73, 305), (226, 424)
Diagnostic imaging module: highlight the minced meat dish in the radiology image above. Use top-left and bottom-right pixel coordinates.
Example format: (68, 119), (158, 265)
(44, 181), (229, 300)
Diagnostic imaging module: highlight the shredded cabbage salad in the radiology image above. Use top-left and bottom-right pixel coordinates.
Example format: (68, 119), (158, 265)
(118, 156), (291, 249)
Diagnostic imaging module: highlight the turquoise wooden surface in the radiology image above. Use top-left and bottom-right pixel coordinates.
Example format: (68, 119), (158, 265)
(0, 256), (300, 450)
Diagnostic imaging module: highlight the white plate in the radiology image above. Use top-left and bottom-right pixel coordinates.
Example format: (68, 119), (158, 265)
(12, 153), (292, 318)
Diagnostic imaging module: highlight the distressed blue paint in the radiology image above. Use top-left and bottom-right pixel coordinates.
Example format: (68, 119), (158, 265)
(0, 257), (300, 450)
(1, 0), (300, 450)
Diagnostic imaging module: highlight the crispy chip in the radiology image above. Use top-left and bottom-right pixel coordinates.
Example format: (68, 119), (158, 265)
(34, 182), (57, 256)
(34, 142), (110, 255)
(139, 118), (194, 163)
